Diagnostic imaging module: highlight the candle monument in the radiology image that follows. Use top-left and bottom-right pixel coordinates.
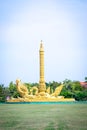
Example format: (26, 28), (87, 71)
(7, 41), (75, 102)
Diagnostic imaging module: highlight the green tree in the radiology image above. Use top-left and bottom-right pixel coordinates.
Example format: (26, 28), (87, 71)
(61, 79), (87, 101)
(85, 77), (87, 82)
(8, 81), (20, 98)
(0, 84), (10, 102)
(48, 81), (61, 93)
(0, 84), (5, 102)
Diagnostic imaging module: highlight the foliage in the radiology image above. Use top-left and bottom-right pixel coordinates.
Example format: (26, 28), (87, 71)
(85, 77), (87, 82)
(8, 81), (20, 98)
(0, 84), (5, 102)
(0, 84), (10, 102)
(74, 89), (87, 101)
(48, 81), (61, 93)
(60, 79), (87, 101)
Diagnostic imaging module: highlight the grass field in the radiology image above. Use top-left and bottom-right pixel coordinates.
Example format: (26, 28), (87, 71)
(0, 103), (87, 130)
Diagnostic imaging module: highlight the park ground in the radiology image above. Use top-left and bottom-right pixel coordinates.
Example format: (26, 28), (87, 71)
(0, 103), (87, 130)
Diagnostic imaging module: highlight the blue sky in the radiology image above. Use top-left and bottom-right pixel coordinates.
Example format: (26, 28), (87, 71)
(0, 0), (87, 86)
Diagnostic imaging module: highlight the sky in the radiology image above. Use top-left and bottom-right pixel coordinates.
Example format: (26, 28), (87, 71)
(0, 0), (87, 86)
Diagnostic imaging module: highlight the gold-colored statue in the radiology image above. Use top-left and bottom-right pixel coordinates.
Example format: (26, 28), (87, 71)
(7, 41), (75, 102)
(7, 79), (74, 102)
(51, 85), (63, 97)
(16, 79), (29, 98)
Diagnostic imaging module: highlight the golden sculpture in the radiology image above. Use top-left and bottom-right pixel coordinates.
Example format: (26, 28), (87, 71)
(39, 41), (46, 92)
(7, 41), (75, 102)
(8, 79), (74, 102)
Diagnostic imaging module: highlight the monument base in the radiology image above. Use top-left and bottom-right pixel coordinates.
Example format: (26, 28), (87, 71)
(7, 80), (75, 103)
(7, 96), (75, 102)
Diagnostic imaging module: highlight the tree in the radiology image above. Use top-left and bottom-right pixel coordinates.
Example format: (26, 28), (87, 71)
(0, 84), (10, 102)
(85, 77), (87, 82)
(8, 81), (20, 98)
(48, 81), (61, 93)
(0, 84), (5, 102)
(61, 79), (87, 100)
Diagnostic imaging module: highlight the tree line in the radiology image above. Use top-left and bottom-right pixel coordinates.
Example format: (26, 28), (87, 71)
(0, 78), (87, 102)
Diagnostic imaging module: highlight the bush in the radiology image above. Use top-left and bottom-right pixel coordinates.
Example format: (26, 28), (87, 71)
(74, 90), (87, 101)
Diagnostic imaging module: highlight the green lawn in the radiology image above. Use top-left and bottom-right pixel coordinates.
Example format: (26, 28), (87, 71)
(0, 103), (87, 130)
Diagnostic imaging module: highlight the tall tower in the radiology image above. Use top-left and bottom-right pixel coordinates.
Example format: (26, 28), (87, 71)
(39, 40), (46, 92)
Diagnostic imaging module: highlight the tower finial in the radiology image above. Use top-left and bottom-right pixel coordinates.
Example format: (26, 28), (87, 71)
(41, 40), (42, 43)
(40, 40), (44, 49)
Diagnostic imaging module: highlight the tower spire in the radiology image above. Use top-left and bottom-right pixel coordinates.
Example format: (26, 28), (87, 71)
(40, 40), (44, 49)
(39, 40), (46, 92)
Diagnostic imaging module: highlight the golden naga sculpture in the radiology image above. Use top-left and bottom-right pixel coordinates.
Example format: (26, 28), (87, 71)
(16, 79), (29, 98)
(51, 85), (63, 97)
(7, 79), (75, 102)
